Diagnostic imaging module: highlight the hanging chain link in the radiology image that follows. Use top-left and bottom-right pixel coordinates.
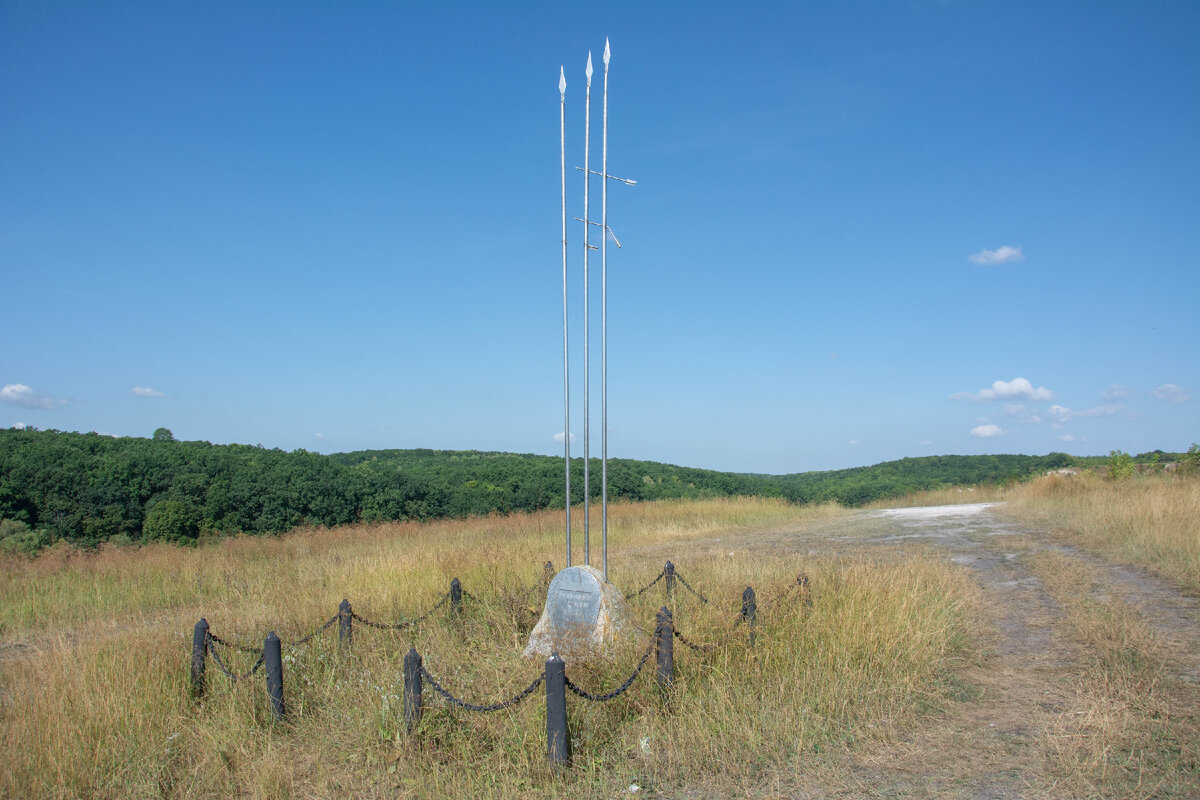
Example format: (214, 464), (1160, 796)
(207, 632), (261, 654)
(673, 571), (709, 604)
(563, 641), (654, 701)
(206, 635), (265, 680)
(420, 666), (545, 712)
(289, 614), (339, 647)
(624, 569), (666, 600)
(351, 592), (451, 630)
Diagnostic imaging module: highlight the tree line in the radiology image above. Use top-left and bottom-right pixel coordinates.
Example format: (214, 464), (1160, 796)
(0, 426), (1123, 553)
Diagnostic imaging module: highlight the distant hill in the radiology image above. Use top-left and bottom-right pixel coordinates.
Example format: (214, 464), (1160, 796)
(0, 427), (1160, 551)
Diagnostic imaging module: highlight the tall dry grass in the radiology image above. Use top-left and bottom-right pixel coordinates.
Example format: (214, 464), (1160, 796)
(1029, 550), (1200, 798)
(0, 497), (979, 798)
(996, 472), (1200, 595)
(862, 485), (1008, 509)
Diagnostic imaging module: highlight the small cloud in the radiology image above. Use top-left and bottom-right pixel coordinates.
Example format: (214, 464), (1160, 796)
(969, 245), (1024, 265)
(12, 422), (26, 430)
(1101, 384), (1132, 402)
(848, 439), (858, 446)
(1, 383), (66, 410)
(553, 431), (578, 444)
(1151, 383), (1190, 404)
(1003, 404), (1043, 424)
(1058, 433), (1077, 442)
(314, 433), (327, 441)
(952, 377), (1055, 403)
(970, 424), (1005, 438)
(920, 440), (932, 445)
(131, 386), (165, 398)
(1047, 404), (1125, 424)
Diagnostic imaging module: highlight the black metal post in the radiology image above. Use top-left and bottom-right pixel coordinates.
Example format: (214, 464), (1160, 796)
(664, 561), (675, 603)
(742, 586), (757, 650)
(450, 577), (462, 617)
(338, 598), (352, 650)
(264, 631), (284, 719)
(191, 618), (208, 699)
(655, 607), (674, 691)
(403, 648), (422, 732)
(545, 653), (570, 766)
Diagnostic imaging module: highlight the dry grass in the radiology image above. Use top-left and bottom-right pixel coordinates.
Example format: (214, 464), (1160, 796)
(997, 472), (1200, 595)
(862, 485), (1008, 509)
(0, 497), (980, 799)
(1028, 550), (1200, 798)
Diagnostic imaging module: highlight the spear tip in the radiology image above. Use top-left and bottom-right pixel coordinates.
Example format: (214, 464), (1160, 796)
(559, 66), (566, 95)
(603, 38), (610, 66)
(586, 51), (593, 82)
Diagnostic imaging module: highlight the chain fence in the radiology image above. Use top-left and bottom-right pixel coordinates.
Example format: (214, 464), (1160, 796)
(191, 561), (813, 766)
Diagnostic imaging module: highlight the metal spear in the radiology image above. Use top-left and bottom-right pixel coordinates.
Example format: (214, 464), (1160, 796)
(560, 65), (571, 568)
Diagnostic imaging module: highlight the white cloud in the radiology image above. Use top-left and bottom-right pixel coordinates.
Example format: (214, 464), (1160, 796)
(1058, 433), (1077, 442)
(970, 424), (1005, 438)
(314, 433), (327, 441)
(920, 440), (932, 445)
(1151, 383), (1191, 404)
(969, 245), (1024, 265)
(553, 431), (578, 444)
(1003, 404), (1042, 424)
(12, 422), (26, 430)
(848, 439), (858, 446)
(1047, 404), (1125, 424)
(952, 377), (1055, 403)
(131, 386), (165, 398)
(1102, 384), (1132, 402)
(1, 383), (66, 410)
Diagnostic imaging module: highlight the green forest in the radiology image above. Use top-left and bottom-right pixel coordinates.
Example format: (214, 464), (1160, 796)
(0, 426), (1174, 553)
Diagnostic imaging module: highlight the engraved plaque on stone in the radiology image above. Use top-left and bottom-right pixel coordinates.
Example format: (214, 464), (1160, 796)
(547, 567), (602, 632)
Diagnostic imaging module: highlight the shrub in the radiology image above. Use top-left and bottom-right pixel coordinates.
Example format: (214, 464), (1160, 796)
(1107, 450), (1135, 480)
(0, 519), (50, 555)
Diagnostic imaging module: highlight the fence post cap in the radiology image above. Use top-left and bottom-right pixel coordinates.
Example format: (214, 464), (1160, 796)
(548, 651), (564, 665)
(266, 631), (280, 643)
(196, 617), (209, 629)
(664, 560), (674, 570)
(658, 606), (672, 619)
(743, 586), (755, 598)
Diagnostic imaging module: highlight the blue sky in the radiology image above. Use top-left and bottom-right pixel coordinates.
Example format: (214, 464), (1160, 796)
(2, 2), (1197, 473)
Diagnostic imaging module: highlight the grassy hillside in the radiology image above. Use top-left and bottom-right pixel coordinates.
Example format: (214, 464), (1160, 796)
(0, 426), (1164, 551)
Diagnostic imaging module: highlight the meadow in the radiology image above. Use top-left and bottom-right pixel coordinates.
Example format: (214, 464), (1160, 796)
(0, 498), (980, 799)
(996, 470), (1200, 595)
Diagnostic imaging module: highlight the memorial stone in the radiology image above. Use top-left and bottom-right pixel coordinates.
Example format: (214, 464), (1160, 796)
(523, 565), (636, 660)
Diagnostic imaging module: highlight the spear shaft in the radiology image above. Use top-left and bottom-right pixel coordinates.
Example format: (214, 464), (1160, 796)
(582, 52), (593, 566)
(560, 66), (571, 567)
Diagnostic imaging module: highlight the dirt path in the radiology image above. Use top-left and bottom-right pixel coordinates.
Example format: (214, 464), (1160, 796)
(719, 503), (1200, 800)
